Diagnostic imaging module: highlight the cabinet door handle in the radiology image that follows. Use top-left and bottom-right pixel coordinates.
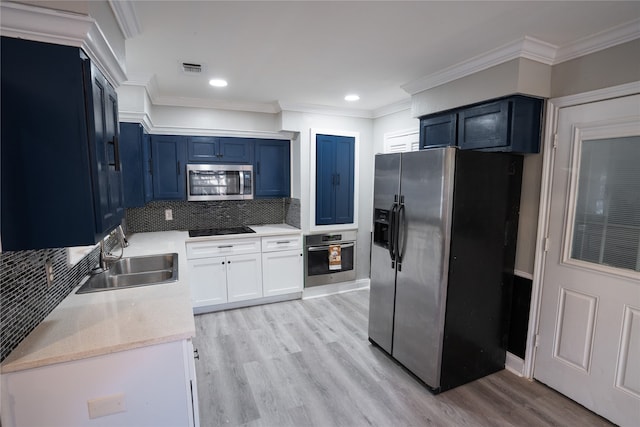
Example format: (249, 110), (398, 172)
(177, 161), (181, 175)
(113, 136), (121, 172)
(148, 158), (153, 175)
(335, 173), (340, 185)
(221, 261), (225, 265)
(193, 348), (200, 360)
(257, 161), (261, 175)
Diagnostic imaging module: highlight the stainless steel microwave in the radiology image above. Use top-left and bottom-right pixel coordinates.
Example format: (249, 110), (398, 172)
(186, 164), (253, 201)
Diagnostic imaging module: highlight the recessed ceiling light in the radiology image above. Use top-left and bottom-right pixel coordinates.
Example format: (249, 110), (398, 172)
(209, 79), (228, 87)
(345, 94), (360, 102)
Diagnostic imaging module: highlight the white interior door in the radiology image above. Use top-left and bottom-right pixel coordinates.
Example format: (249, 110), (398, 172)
(535, 94), (640, 427)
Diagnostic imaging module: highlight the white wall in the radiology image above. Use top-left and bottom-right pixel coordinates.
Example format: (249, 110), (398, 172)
(372, 108), (419, 154)
(280, 111), (374, 281)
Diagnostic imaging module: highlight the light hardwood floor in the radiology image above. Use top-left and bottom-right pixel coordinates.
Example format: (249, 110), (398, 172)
(193, 289), (612, 427)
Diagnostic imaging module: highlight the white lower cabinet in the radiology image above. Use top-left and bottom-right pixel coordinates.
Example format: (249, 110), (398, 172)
(262, 249), (303, 296)
(187, 233), (302, 310)
(188, 256), (228, 306)
(226, 253), (263, 302)
(1, 339), (199, 427)
(186, 238), (263, 308)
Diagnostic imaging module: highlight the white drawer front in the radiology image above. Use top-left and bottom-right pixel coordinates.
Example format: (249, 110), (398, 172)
(186, 238), (261, 259)
(261, 234), (302, 252)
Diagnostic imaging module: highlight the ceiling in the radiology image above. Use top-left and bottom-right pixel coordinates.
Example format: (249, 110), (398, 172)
(123, 1), (640, 115)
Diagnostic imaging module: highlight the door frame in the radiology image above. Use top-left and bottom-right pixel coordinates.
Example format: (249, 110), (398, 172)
(524, 80), (640, 379)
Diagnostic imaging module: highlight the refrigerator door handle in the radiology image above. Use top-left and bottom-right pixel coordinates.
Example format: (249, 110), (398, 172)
(388, 197), (398, 268)
(396, 197), (406, 271)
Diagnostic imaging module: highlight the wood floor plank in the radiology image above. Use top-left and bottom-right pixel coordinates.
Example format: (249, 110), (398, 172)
(193, 289), (614, 427)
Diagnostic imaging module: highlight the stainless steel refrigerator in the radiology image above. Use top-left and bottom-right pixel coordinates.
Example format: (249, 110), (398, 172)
(368, 147), (522, 393)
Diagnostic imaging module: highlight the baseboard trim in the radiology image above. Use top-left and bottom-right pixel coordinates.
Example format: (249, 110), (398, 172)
(193, 292), (302, 315)
(505, 352), (525, 377)
(302, 279), (370, 299)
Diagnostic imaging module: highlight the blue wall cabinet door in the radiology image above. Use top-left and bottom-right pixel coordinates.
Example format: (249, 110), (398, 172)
(458, 99), (510, 150)
(457, 95), (543, 153)
(151, 135), (187, 200)
(143, 131), (153, 203)
(120, 122), (146, 208)
(254, 139), (290, 198)
(316, 134), (354, 225)
(187, 137), (252, 163)
(421, 112), (457, 149)
(187, 136), (218, 162)
(1, 37), (124, 250)
(218, 138), (252, 163)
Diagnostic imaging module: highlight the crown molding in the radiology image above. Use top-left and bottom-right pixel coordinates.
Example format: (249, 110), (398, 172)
(108, 0), (141, 39)
(0, 2), (127, 87)
(152, 94), (281, 114)
(278, 102), (373, 119)
(554, 18), (640, 64)
(402, 36), (556, 96)
(372, 99), (412, 119)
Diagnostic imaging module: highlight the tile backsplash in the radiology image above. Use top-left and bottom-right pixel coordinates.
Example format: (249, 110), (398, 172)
(125, 198), (301, 233)
(0, 235), (118, 362)
(1, 198), (300, 363)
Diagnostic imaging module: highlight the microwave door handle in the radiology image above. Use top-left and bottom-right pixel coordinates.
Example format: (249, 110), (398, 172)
(239, 171), (244, 195)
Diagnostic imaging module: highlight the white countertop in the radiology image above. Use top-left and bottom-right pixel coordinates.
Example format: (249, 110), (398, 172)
(1, 224), (301, 374)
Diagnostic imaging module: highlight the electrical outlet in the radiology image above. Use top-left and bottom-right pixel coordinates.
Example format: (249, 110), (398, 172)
(45, 259), (54, 288)
(165, 209), (173, 221)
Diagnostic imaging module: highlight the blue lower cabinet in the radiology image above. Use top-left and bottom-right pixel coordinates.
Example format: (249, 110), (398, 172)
(316, 134), (355, 225)
(1, 36), (123, 250)
(254, 139), (290, 198)
(151, 135), (187, 200)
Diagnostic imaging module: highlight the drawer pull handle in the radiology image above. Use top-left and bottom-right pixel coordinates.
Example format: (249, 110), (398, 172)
(218, 245), (233, 249)
(276, 241), (290, 244)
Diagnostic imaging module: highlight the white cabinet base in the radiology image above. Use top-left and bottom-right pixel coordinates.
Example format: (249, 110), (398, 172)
(1, 340), (199, 427)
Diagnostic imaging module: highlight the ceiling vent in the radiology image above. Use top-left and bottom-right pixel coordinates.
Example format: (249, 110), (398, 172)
(181, 62), (204, 74)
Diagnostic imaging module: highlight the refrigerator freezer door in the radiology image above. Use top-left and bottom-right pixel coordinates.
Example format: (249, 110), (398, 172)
(368, 153), (401, 353)
(392, 148), (456, 389)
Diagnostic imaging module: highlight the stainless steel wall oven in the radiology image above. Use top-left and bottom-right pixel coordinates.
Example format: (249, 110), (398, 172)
(304, 231), (357, 287)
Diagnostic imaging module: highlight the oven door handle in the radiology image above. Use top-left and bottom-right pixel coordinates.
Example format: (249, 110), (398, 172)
(307, 243), (354, 252)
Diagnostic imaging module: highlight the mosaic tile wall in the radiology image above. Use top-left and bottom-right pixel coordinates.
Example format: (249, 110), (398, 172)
(126, 198), (301, 233)
(0, 235), (118, 362)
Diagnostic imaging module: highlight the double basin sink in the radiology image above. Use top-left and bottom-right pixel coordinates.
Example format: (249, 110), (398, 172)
(76, 253), (178, 294)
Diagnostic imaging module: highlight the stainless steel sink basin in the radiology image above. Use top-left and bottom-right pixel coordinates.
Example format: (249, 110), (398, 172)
(77, 253), (178, 294)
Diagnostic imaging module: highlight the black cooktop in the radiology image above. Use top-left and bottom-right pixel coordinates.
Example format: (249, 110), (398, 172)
(188, 226), (255, 237)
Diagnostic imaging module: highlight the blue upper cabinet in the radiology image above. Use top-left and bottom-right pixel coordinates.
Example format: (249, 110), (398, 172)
(120, 122), (147, 208)
(420, 95), (543, 154)
(316, 134), (355, 225)
(254, 139), (290, 198)
(421, 112), (457, 149)
(1, 37), (124, 250)
(187, 136), (252, 163)
(151, 135), (187, 200)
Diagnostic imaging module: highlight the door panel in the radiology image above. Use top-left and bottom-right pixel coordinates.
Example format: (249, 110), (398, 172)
(535, 94), (640, 427)
(334, 136), (355, 223)
(226, 253), (262, 302)
(392, 148), (455, 388)
(368, 153), (401, 353)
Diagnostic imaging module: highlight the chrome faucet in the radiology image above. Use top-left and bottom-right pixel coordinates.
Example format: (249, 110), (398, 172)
(100, 225), (128, 270)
